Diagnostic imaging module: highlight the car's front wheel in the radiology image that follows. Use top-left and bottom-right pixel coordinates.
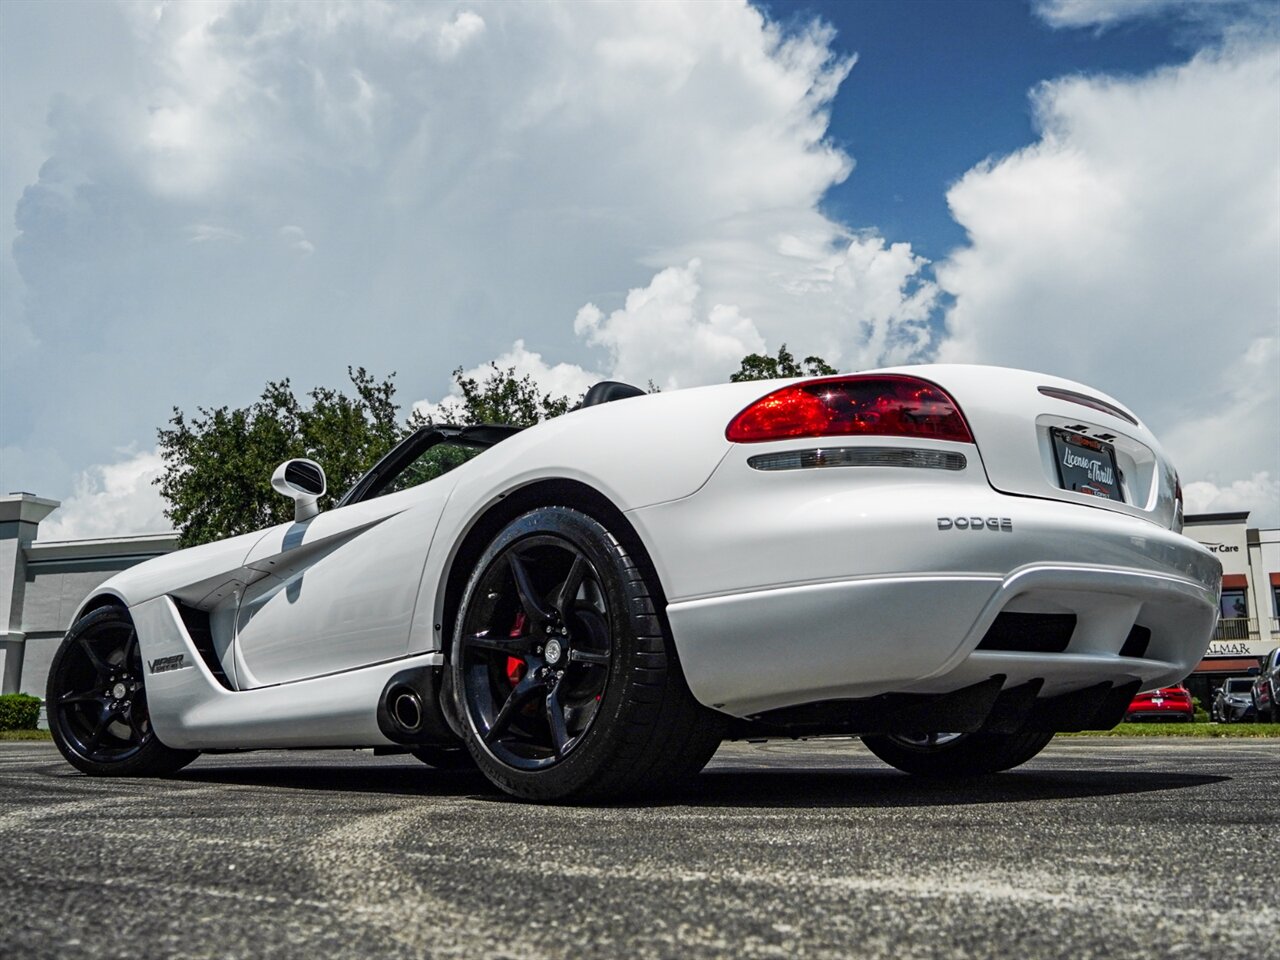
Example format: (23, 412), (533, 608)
(861, 729), (1054, 777)
(451, 506), (724, 802)
(46, 606), (199, 777)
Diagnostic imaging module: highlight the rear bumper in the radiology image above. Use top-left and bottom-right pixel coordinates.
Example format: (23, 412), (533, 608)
(1125, 708), (1194, 722)
(638, 467), (1219, 718)
(667, 562), (1216, 717)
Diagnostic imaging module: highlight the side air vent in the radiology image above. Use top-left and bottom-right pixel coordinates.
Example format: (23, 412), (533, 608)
(1119, 624), (1152, 659)
(175, 601), (233, 689)
(977, 612), (1077, 653)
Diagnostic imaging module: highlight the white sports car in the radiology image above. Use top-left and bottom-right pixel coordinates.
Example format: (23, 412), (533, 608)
(47, 366), (1221, 800)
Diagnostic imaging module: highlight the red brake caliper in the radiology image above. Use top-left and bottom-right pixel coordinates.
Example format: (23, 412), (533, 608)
(506, 611), (527, 686)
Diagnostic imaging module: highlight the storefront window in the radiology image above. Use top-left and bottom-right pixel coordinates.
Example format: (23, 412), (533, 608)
(1219, 589), (1247, 620)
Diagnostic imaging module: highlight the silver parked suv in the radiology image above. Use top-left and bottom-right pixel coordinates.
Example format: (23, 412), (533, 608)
(1251, 647), (1280, 723)
(1212, 678), (1257, 723)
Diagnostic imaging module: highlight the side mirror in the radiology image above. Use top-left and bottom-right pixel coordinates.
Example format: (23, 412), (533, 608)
(271, 458), (327, 523)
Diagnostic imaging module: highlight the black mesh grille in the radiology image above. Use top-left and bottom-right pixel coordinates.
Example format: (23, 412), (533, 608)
(977, 612), (1077, 653)
(1119, 624), (1152, 659)
(175, 601), (232, 689)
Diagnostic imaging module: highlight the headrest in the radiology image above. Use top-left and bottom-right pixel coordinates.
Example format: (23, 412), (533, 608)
(578, 380), (647, 408)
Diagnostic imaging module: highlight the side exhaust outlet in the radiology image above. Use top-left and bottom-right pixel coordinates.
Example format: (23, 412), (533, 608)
(391, 687), (423, 732)
(375, 666), (457, 746)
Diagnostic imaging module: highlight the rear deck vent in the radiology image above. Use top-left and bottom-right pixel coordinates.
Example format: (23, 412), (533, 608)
(977, 612), (1077, 653)
(1038, 386), (1139, 426)
(1119, 624), (1152, 659)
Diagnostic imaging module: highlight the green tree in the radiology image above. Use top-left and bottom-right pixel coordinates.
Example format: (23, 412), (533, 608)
(157, 364), (578, 547)
(729, 344), (837, 382)
(156, 367), (406, 546)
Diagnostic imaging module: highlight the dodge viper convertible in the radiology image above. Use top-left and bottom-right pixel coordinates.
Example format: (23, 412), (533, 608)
(47, 366), (1221, 800)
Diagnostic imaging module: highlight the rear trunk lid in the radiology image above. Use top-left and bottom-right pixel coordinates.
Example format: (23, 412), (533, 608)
(879, 364), (1180, 530)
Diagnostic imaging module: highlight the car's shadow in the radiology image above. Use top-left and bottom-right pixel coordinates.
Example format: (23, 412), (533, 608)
(678, 766), (1227, 809)
(174, 759), (1227, 808)
(177, 762), (492, 798)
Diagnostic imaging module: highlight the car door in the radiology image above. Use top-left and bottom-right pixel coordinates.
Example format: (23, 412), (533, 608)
(230, 477), (456, 688)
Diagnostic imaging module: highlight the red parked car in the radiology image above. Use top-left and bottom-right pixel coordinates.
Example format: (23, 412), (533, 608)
(1125, 686), (1194, 722)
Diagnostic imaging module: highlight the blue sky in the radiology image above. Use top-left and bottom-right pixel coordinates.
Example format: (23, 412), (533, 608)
(0, 0), (1276, 535)
(770, 0), (1193, 260)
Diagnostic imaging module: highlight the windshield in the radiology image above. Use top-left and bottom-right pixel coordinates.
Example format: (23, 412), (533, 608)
(338, 424), (524, 507)
(374, 443), (480, 498)
(1225, 679), (1254, 694)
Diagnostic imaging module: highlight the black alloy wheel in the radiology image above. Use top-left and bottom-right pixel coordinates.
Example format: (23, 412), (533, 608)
(458, 534), (613, 771)
(47, 606), (198, 777)
(452, 506), (725, 802)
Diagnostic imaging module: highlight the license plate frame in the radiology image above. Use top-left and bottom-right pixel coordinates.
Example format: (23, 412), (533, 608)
(1050, 428), (1124, 503)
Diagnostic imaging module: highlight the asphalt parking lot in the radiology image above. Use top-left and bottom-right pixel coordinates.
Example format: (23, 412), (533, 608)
(1, 737), (1276, 959)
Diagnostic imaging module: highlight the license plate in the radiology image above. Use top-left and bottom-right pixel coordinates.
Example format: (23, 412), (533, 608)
(1051, 428), (1124, 502)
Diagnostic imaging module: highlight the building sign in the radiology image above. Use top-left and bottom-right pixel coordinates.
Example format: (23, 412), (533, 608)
(1205, 639), (1273, 658)
(1197, 541), (1241, 554)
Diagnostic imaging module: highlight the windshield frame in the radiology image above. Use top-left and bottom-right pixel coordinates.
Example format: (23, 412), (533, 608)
(336, 423), (525, 508)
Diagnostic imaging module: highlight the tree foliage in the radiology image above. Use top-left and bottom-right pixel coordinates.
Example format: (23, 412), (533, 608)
(157, 364), (578, 547)
(729, 344), (837, 382)
(157, 367), (406, 546)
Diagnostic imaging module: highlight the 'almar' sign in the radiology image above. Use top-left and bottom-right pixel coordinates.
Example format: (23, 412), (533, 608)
(1206, 640), (1271, 658)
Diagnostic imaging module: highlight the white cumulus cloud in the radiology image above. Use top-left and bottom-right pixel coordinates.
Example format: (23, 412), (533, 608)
(437, 10), (486, 60)
(573, 260), (766, 390)
(1034, 0), (1278, 39)
(936, 40), (1280, 525)
(3, 0), (941, 519)
(38, 449), (172, 541)
(1183, 473), (1280, 519)
(416, 232), (940, 413)
(279, 225), (315, 255)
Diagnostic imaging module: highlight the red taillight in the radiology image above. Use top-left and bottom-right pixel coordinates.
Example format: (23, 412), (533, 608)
(726, 375), (974, 444)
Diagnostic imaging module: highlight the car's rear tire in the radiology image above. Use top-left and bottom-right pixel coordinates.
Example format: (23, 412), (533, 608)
(861, 729), (1055, 777)
(451, 506), (724, 802)
(46, 606), (199, 777)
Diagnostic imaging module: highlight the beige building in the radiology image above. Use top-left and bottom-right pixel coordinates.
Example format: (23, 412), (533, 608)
(1181, 512), (1280, 707)
(1, 493), (177, 697)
